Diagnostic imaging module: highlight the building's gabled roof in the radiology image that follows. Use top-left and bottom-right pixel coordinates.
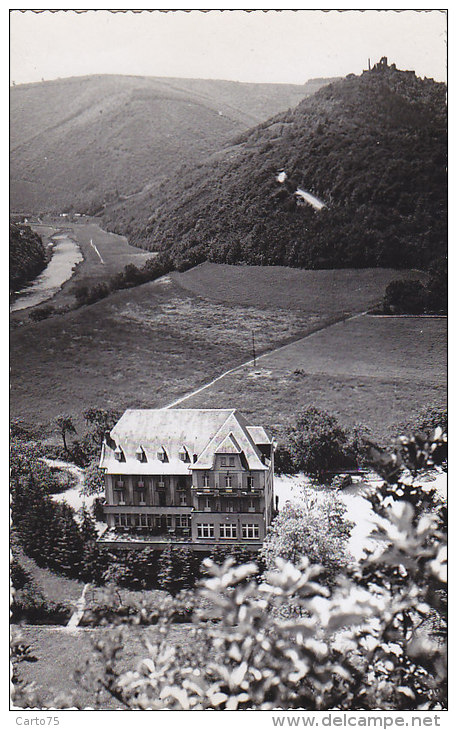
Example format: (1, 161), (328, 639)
(99, 408), (271, 475)
(191, 411), (269, 471)
(214, 432), (242, 454)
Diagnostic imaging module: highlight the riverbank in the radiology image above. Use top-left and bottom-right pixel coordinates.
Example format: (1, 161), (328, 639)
(10, 229), (83, 312)
(10, 219), (155, 325)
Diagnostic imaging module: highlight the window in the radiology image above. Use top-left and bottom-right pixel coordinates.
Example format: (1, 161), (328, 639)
(139, 514), (148, 527)
(176, 515), (190, 528)
(179, 448), (189, 462)
(137, 489), (146, 504)
(114, 488), (126, 505)
(220, 523), (237, 539)
(229, 456), (235, 466)
(248, 499), (256, 512)
(197, 523), (214, 538)
(247, 476), (254, 490)
(114, 514), (130, 527)
(225, 475), (232, 489)
(179, 493), (187, 506)
(167, 516), (173, 529)
(242, 523), (259, 540)
(220, 457), (227, 466)
(203, 474), (210, 487)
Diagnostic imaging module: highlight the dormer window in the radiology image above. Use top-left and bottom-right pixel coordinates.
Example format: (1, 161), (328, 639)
(136, 445), (146, 462)
(157, 447), (168, 462)
(114, 445), (124, 462)
(179, 446), (190, 462)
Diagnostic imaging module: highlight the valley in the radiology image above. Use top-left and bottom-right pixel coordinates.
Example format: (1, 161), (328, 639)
(10, 250), (445, 444)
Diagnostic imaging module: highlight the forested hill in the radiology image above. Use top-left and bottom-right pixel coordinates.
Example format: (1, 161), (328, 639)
(121, 62), (446, 271)
(10, 74), (336, 214)
(10, 222), (46, 294)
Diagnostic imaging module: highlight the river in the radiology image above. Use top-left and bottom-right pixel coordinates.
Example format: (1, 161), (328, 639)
(10, 233), (83, 312)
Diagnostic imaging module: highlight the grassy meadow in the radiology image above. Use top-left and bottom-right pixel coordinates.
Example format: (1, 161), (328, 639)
(172, 263), (427, 313)
(14, 623), (201, 709)
(10, 275), (324, 431)
(10, 252), (446, 442)
(14, 547), (84, 610)
(180, 313), (446, 442)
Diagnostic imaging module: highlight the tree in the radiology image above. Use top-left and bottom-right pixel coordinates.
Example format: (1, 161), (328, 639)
(81, 461), (105, 496)
(426, 256), (447, 314)
(157, 544), (177, 594)
(260, 494), (353, 585)
(282, 406), (353, 477)
(55, 414), (77, 454)
(383, 279), (427, 314)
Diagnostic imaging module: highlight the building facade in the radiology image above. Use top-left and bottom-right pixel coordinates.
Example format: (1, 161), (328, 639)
(98, 408), (275, 550)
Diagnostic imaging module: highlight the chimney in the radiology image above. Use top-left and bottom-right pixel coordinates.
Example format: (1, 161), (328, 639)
(368, 58), (371, 71)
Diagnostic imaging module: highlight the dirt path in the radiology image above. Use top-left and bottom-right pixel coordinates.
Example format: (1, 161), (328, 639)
(89, 237), (105, 264)
(163, 308), (368, 410)
(64, 583), (90, 632)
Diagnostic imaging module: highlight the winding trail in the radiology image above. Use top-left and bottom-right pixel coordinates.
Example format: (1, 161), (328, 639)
(163, 308), (368, 410)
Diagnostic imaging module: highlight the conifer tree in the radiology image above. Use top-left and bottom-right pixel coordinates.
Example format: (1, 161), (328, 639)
(157, 544), (176, 593)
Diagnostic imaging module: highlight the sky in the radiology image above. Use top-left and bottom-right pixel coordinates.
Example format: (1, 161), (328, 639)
(10, 9), (447, 87)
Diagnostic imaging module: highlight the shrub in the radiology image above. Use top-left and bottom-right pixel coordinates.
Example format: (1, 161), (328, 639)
(11, 583), (71, 625)
(12, 428), (447, 710)
(81, 461), (105, 496)
(383, 279), (428, 314)
(29, 304), (55, 322)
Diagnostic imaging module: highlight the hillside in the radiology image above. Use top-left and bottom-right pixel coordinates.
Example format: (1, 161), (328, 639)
(10, 74), (336, 215)
(10, 221), (47, 294)
(123, 61), (446, 271)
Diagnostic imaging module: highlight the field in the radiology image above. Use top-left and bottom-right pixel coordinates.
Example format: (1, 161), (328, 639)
(10, 275), (324, 431)
(13, 623), (200, 709)
(177, 313), (447, 442)
(10, 258), (445, 441)
(172, 263), (426, 313)
(14, 547), (85, 609)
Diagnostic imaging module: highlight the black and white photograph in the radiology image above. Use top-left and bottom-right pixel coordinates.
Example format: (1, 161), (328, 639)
(9, 8), (447, 717)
